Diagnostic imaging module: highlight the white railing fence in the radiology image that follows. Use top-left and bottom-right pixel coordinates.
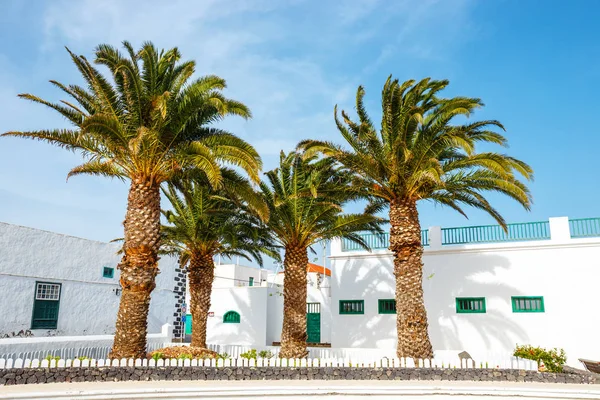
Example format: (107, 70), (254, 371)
(0, 324), (173, 361)
(0, 355), (538, 370)
(0, 341), (171, 362)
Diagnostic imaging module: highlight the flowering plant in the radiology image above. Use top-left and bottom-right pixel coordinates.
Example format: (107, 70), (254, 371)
(513, 344), (566, 372)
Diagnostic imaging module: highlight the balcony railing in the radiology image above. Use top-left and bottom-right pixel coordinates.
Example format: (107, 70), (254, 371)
(569, 217), (600, 238)
(341, 230), (429, 252)
(340, 218), (600, 252)
(441, 221), (550, 245)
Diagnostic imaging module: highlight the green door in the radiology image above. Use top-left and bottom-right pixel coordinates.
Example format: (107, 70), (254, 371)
(185, 314), (192, 335)
(306, 303), (321, 343)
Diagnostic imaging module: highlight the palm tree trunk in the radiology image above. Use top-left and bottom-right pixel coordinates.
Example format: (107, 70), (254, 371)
(279, 244), (309, 359)
(389, 197), (434, 359)
(109, 179), (161, 359)
(188, 252), (215, 348)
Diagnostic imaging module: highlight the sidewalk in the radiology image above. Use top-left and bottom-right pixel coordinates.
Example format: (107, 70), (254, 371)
(1, 380), (600, 399)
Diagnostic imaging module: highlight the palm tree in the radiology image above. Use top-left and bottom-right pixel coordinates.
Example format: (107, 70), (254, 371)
(161, 171), (278, 348)
(261, 151), (383, 359)
(300, 77), (533, 359)
(2, 42), (260, 358)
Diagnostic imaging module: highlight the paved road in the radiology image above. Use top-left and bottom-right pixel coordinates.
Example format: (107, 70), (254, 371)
(1, 380), (600, 399)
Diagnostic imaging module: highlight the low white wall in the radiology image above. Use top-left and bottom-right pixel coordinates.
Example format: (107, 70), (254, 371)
(206, 287), (268, 346)
(0, 324), (173, 360)
(0, 222), (178, 337)
(330, 234), (600, 366)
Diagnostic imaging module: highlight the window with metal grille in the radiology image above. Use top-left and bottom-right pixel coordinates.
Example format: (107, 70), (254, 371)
(456, 297), (486, 314)
(512, 296), (545, 313)
(378, 299), (396, 314)
(339, 300), (364, 315)
(223, 311), (240, 323)
(32, 282), (61, 329)
(103, 267), (114, 278)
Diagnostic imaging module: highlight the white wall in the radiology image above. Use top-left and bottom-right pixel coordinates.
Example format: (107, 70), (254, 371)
(329, 218), (600, 366)
(206, 286), (267, 346)
(211, 263), (266, 288)
(0, 222), (178, 337)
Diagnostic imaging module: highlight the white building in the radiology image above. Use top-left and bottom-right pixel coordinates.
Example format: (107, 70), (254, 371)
(0, 222), (182, 338)
(186, 262), (332, 346)
(199, 216), (600, 367)
(3, 214), (599, 367)
(329, 216), (600, 366)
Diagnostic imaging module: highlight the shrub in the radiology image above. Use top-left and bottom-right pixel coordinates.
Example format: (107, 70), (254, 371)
(44, 355), (60, 362)
(240, 349), (257, 360)
(149, 346), (218, 360)
(178, 353), (193, 360)
(76, 356), (90, 361)
(513, 344), (566, 372)
(258, 350), (274, 359)
(217, 352), (231, 360)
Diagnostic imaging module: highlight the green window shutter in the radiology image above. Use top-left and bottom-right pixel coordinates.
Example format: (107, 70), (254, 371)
(456, 297), (486, 314)
(31, 282), (61, 329)
(248, 277), (254, 287)
(512, 296), (545, 313)
(378, 299), (396, 314)
(223, 310), (240, 323)
(339, 300), (364, 315)
(102, 267), (114, 278)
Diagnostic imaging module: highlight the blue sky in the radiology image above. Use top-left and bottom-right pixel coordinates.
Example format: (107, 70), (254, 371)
(1, 0), (599, 246)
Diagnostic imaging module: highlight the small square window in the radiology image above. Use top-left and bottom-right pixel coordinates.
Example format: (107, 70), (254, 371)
(339, 300), (364, 315)
(456, 297), (486, 313)
(512, 296), (544, 313)
(378, 299), (396, 314)
(248, 277), (254, 287)
(103, 267), (114, 279)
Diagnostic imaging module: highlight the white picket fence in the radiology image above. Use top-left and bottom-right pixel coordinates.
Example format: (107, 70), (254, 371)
(0, 338), (539, 371)
(204, 344), (536, 370)
(0, 355), (537, 370)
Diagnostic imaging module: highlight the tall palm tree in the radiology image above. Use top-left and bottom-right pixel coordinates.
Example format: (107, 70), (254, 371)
(300, 77), (533, 359)
(261, 151), (383, 359)
(161, 171), (278, 348)
(2, 42), (260, 358)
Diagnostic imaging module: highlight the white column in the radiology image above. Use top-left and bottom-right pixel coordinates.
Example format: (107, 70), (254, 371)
(549, 216), (570, 242)
(428, 226), (442, 250)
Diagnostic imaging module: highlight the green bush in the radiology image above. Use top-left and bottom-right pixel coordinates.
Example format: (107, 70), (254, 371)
(258, 350), (274, 359)
(76, 356), (90, 361)
(44, 355), (60, 362)
(513, 344), (566, 372)
(240, 349), (257, 360)
(152, 352), (164, 361)
(178, 353), (193, 360)
(217, 352), (231, 360)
